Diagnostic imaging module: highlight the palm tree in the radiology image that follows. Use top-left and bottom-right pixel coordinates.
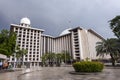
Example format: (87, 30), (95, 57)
(41, 52), (56, 67)
(96, 38), (120, 66)
(41, 54), (48, 66)
(109, 16), (120, 39)
(16, 47), (28, 67)
(61, 50), (71, 64)
(55, 53), (62, 66)
(47, 52), (55, 66)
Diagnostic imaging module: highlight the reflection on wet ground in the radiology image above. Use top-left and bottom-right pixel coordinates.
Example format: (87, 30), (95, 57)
(1, 67), (120, 80)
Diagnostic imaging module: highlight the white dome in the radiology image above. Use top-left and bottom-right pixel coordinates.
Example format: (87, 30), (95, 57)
(59, 28), (71, 36)
(20, 17), (31, 25)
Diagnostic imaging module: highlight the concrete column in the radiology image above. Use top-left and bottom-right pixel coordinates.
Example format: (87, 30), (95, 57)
(71, 31), (75, 59)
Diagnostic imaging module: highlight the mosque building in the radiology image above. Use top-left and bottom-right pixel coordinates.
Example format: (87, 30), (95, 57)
(9, 17), (104, 67)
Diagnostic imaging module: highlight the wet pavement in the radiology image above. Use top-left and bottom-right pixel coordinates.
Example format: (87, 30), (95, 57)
(1, 67), (120, 80)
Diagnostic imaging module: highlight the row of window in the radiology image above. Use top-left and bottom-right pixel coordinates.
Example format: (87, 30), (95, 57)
(15, 28), (41, 33)
(17, 38), (40, 43)
(18, 41), (39, 45)
(12, 58), (39, 61)
(18, 34), (40, 38)
(25, 55), (39, 57)
(25, 58), (39, 61)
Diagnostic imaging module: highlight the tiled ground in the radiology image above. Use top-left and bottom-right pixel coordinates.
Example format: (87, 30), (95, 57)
(1, 67), (120, 80)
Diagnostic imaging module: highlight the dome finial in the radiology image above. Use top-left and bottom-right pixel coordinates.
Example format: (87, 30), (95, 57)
(20, 17), (31, 26)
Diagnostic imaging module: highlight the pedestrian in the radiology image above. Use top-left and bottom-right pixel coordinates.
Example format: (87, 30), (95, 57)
(3, 60), (8, 69)
(0, 61), (3, 70)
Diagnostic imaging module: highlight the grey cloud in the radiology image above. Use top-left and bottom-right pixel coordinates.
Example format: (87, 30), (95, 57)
(0, 0), (119, 38)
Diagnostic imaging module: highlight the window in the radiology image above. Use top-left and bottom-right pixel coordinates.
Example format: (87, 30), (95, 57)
(26, 45), (28, 47)
(25, 58), (27, 61)
(33, 59), (35, 61)
(37, 58), (39, 61)
(18, 41), (21, 43)
(37, 52), (39, 54)
(20, 28), (22, 30)
(37, 49), (39, 51)
(12, 58), (14, 61)
(29, 58), (31, 60)
(33, 55), (35, 57)
(19, 35), (21, 37)
(22, 45), (25, 47)
(33, 52), (35, 54)
(16, 28), (18, 30)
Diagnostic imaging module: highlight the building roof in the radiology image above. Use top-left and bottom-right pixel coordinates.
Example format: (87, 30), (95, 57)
(0, 54), (7, 59)
(69, 27), (82, 31)
(11, 24), (45, 32)
(59, 28), (71, 36)
(42, 34), (54, 38)
(88, 29), (105, 40)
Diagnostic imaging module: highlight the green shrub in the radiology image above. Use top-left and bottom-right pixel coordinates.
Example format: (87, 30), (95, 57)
(72, 61), (104, 72)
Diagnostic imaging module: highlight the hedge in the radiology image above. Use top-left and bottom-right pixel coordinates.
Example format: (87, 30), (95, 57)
(72, 61), (104, 72)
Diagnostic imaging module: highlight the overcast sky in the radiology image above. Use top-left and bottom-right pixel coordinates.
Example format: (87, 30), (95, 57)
(0, 0), (120, 38)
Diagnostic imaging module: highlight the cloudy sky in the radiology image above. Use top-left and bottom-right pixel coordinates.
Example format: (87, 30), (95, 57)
(0, 0), (120, 38)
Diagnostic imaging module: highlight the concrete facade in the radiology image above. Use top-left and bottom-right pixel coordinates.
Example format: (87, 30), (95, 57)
(9, 18), (104, 67)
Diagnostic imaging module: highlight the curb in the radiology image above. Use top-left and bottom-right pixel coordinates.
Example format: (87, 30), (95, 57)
(69, 71), (102, 75)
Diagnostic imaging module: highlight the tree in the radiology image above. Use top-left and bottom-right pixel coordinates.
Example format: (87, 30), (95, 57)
(16, 47), (28, 67)
(41, 52), (56, 67)
(96, 38), (120, 66)
(55, 53), (62, 66)
(0, 29), (17, 57)
(41, 54), (48, 66)
(47, 52), (55, 66)
(61, 50), (71, 64)
(109, 16), (120, 39)
(41, 51), (72, 67)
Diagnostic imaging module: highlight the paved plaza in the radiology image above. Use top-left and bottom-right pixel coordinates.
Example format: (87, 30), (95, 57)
(0, 67), (120, 80)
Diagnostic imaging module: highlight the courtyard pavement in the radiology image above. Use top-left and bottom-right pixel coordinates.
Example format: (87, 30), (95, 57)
(0, 66), (120, 80)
